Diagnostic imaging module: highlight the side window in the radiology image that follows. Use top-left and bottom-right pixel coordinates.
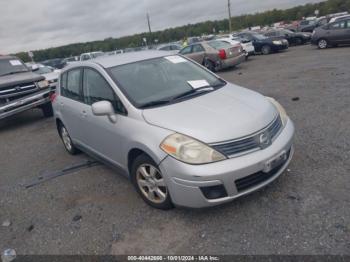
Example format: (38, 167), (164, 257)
(347, 20), (350, 28)
(180, 46), (192, 55)
(242, 34), (253, 41)
(62, 69), (82, 101)
(60, 72), (68, 95)
(192, 44), (204, 53)
(160, 46), (171, 51)
(330, 21), (346, 29)
(83, 69), (126, 115)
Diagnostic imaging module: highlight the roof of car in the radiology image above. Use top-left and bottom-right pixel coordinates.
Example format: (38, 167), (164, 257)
(89, 50), (174, 68)
(0, 55), (17, 60)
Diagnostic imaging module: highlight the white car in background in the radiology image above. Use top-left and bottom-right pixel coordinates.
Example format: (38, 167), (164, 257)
(30, 64), (60, 89)
(79, 51), (105, 61)
(219, 37), (255, 60)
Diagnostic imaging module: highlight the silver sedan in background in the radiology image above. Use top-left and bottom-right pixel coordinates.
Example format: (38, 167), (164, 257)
(53, 51), (295, 209)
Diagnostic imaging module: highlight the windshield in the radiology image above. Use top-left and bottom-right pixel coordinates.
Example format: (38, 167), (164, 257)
(0, 58), (28, 76)
(36, 66), (53, 74)
(108, 56), (224, 108)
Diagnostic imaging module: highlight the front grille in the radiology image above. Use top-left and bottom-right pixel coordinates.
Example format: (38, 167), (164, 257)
(235, 149), (291, 193)
(212, 115), (283, 157)
(0, 82), (38, 98)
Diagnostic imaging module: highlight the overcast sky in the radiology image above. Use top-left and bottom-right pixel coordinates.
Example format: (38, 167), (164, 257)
(0, 0), (323, 54)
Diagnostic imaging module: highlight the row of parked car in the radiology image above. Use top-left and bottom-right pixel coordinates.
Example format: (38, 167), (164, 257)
(1, 12), (350, 122)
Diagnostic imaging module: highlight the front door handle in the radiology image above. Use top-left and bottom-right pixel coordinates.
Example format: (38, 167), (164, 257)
(81, 110), (87, 118)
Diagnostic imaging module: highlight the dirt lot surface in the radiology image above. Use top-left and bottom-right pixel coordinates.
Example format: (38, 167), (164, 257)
(0, 45), (349, 255)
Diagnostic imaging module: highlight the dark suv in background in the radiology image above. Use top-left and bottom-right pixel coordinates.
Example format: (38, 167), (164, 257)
(311, 18), (350, 49)
(0, 56), (54, 120)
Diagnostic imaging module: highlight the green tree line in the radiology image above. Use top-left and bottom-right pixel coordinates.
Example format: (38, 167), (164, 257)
(15, 0), (350, 62)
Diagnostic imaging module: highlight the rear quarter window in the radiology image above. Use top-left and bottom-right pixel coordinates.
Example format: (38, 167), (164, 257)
(61, 69), (83, 102)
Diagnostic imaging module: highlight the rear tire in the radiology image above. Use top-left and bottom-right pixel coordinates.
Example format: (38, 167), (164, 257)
(58, 123), (80, 155)
(131, 154), (174, 210)
(261, 45), (271, 55)
(318, 39), (328, 49)
(295, 38), (303, 45)
(203, 58), (216, 72)
(41, 102), (53, 118)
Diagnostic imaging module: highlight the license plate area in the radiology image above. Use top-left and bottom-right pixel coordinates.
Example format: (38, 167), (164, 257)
(263, 150), (287, 173)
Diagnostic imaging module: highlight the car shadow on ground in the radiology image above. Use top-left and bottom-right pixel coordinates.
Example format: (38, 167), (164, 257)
(0, 110), (50, 132)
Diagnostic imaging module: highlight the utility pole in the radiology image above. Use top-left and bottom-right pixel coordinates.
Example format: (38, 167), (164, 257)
(228, 0), (232, 33)
(147, 13), (152, 45)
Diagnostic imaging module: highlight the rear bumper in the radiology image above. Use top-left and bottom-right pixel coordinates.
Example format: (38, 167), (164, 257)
(0, 89), (51, 120)
(220, 54), (246, 69)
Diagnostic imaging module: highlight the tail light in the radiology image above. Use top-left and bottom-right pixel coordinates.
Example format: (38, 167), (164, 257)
(218, 49), (227, 60)
(50, 92), (57, 103)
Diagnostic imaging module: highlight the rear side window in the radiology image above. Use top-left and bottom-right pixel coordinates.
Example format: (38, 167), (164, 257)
(330, 21), (346, 29)
(83, 68), (127, 115)
(61, 69), (82, 102)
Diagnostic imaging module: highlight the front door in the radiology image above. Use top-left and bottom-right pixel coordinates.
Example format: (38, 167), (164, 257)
(79, 68), (127, 168)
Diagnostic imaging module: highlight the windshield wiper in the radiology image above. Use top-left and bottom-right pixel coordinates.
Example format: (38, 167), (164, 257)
(140, 81), (226, 109)
(140, 99), (173, 109)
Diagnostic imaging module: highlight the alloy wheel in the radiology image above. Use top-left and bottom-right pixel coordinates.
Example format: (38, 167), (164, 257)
(136, 164), (167, 204)
(61, 127), (73, 151)
(318, 39), (327, 49)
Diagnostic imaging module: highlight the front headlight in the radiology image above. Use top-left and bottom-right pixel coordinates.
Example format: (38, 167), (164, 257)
(37, 80), (49, 89)
(266, 97), (288, 126)
(273, 40), (282, 45)
(160, 133), (226, 164)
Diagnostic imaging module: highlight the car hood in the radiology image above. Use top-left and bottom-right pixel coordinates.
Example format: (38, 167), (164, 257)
(142, 83), (278, 143)
(42, 71), (59, 81)
(0, 71), (44, 89)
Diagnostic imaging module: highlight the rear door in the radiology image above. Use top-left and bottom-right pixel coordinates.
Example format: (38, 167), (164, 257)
(346, 19), (350, 42)
(187, 44), (206, 64)
(328, 20), (348, 44)
(59, 68), (85, 144)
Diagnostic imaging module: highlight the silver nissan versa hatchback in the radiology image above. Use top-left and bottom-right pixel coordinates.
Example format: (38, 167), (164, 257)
(53, 51), (295, 209)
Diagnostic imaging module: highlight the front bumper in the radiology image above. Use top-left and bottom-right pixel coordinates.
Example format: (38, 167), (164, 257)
(159, 118), (295, 208)
(0, 89), (51, 120)
(219, 54), (246, 69)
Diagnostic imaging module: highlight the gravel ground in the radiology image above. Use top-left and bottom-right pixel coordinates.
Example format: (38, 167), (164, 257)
(0, 45), (349, 255)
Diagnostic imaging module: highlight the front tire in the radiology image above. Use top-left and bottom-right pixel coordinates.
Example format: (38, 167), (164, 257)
(131, 154), (174, 210)
(203, 58), (216, 72)
(41, 102), (53, 118)
(318, 39), (328, 49)
(261, 45), (271, 55)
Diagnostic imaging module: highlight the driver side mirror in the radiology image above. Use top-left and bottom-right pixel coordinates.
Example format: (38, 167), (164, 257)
(92, 101), (117, 123)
